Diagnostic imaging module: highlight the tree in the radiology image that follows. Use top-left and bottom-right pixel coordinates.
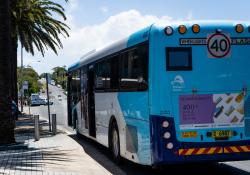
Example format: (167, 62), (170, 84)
(51, 66), (67, 89)
(0, 0), (16, 144)
(10, 0), (18, 105)
(11, 0), (69, 110)
(0, 0), (69, 144)
(40, 72), (51, 79)
(13, 0), (69, 56)
(17, 67), (41, 96)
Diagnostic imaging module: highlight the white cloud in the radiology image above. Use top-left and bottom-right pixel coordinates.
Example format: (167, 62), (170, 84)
(99, 6), (109, 14)
(58, 9), (173, 68)
(21, 9), (192, 74)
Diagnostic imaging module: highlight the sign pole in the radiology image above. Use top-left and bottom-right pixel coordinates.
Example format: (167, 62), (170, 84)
(46, 73), (51, 132)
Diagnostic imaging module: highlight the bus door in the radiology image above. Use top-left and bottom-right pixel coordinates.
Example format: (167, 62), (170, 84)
(67, 74), (73, 127)
(81, 67), (88, 130)
(87, 67), (96, 138)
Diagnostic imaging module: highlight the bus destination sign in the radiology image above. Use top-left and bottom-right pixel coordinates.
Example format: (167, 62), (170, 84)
(180, 37), (250, 45)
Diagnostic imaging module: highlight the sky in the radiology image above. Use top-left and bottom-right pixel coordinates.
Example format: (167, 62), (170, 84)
(18, 0), (250, 74)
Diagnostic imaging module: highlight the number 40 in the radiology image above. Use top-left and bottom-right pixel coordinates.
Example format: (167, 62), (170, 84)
(211, 39), (228, 52)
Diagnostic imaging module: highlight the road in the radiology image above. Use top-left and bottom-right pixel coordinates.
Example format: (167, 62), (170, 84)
(29, 84), (73, 132)
(28, 85), (250, 175)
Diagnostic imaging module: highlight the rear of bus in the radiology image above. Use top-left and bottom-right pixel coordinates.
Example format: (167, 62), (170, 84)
(149, 22), (250, 165)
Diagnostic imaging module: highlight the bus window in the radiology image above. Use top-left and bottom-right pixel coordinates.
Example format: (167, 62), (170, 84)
(110, 56), (119, 90)
(71, 70), (81, 105)
(120, 44), (148, 91)
(105, 60), (111, 90)
(95, 61), (106, 90)
(105, 56), (119, 91)
(166, 47), (192, 71)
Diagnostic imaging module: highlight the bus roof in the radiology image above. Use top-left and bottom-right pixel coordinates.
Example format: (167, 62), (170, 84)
(68, 20), (249, 72)
(68, 25), (152, 72)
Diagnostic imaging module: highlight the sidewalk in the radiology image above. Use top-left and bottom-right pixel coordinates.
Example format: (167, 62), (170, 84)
(0, 115), (111, 175)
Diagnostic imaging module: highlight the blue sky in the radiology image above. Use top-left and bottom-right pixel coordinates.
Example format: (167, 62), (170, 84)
(72, 0), (250, 26)
(19, 0), (250, 74)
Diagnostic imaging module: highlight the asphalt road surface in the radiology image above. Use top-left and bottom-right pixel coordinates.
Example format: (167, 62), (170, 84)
(30, 84), (72, 132)
(29, 84), (250, 175)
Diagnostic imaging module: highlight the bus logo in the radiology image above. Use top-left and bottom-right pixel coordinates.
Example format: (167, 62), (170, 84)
(207, 33), (231, 58)
(171, 75), (185, 91)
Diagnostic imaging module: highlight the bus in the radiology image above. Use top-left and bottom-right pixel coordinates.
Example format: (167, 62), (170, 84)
(67, 21), (250, 165)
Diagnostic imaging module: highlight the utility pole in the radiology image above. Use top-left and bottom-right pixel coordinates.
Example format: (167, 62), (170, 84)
(46, 73), (51, 131)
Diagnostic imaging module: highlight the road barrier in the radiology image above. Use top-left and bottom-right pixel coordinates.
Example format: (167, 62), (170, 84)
(34, 115), (40, 141)
(52, 114), (57, 135)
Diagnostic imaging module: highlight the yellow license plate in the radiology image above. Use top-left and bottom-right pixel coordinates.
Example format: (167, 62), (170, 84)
(181, 131), (198, 138)
(212, 130), (233, 139)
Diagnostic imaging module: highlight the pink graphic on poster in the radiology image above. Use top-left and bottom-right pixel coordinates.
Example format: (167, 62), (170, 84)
(179, 95), (216, 125)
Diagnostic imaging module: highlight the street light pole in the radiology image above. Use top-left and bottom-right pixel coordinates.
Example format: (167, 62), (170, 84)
(46, 73), (51, 131)
(20, 46), (23, 112)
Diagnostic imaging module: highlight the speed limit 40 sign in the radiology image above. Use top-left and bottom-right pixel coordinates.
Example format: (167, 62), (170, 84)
(207, 33), (231, 58)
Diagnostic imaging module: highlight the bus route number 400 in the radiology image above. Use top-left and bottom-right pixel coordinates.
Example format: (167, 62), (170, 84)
(207, 33), (231, 58)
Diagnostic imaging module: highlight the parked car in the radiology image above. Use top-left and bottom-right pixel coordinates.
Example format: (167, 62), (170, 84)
(30, 93), (39, 101)
(30, 99), (42, 106)
(43, 98), (53, 105)
(51, 80), (55, 86)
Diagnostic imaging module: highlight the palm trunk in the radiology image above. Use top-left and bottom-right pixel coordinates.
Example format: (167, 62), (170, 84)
(11, 0), (18, 119)
(0, 0), (16, 144)
(11, 30), (18, 120)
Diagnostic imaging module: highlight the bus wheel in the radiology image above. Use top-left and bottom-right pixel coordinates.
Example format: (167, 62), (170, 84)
(111, 121), (121, 163)
(76, 130), (82, 138)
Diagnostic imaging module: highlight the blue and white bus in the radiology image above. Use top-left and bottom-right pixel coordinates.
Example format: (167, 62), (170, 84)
(67, 21), (250, 165)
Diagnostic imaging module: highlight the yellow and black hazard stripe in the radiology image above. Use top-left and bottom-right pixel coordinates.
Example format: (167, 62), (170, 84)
(179, 145), (250, 156)
(224, 146), (250, 153)
(179, 147), (223, 156)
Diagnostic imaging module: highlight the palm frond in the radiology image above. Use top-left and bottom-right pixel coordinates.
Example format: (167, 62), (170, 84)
(13, 0), (70, 56)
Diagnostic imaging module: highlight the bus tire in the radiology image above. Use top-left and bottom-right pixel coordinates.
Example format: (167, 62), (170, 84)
(110, 121), (122, 163)
(73, 110), (77, 129)
(76, 130), (82, 138)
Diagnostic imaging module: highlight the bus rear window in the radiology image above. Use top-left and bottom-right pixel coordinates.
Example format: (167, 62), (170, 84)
(166, 47), (192, 71)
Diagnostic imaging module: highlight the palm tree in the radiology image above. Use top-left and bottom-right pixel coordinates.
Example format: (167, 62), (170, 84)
(13, 0), (69, 56)
(0, 0), (16, 144)
(11, 0), (69, 114)
(11, 0), (18, 118)
(0, 0), (69, 144)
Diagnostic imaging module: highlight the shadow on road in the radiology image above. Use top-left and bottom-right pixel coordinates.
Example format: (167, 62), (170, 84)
(70, 134), (250, 175)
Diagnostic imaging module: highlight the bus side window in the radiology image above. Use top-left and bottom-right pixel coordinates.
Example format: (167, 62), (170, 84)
(120, 44), (148, 91)
(105, 60), (111, 90)
(111, 56), (119, 90)
(71, 70), (81, 105)
(106, 56), (119, 91)
(138, 44), (148, 90)
(95, 61), (106, 91)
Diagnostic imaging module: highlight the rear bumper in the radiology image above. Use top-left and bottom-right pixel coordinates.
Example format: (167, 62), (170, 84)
(150, 115), (250, 165)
